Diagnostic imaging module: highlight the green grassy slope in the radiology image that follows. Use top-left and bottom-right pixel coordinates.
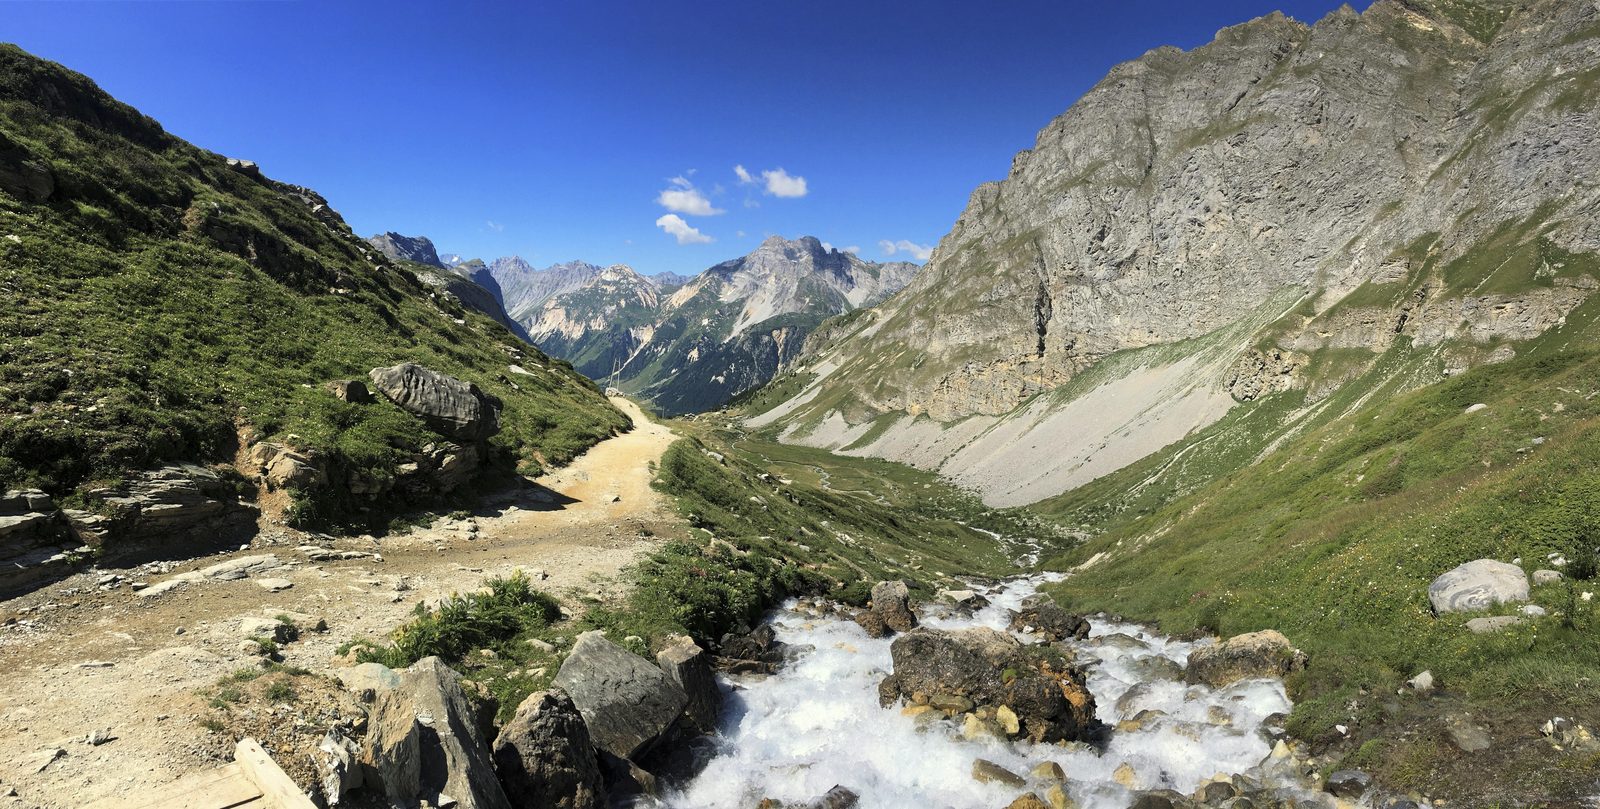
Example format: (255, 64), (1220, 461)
(1043, 339), (1600, 801)
(0, 44), (629, 527)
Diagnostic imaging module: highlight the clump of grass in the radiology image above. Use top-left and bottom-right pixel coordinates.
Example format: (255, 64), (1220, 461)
(358, 572), (560, 669)
(263, 679), (297, 703)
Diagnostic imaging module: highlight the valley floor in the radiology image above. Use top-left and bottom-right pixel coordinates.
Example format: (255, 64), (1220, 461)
(0, 398), (683, 808)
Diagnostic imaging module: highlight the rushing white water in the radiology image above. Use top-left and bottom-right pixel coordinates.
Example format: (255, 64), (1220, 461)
(664, 576), (1307, 809)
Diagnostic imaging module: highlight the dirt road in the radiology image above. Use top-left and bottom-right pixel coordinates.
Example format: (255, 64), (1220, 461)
(0, 398), (681, 808)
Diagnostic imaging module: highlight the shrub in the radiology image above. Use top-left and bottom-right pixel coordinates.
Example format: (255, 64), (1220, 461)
(362, 572), (560, 667)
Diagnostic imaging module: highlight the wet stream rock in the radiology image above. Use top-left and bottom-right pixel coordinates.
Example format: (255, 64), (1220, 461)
(717, 623), (788, 673)
(1185, 630), (1307, 688)
(1006, 593), (1090, 642)
(879, 626), (1102, 744)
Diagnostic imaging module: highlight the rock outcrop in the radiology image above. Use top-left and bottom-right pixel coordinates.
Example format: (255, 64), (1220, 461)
(1185, 630), (1308, 688)
(369, 363), (502, 443)
(1428, 559), (1531, 613)
(61, 465), (256, 563)
(879, 626), (1100, 743)
(361, 657), (510, 809)
(656, 635), (721, 734)
(0, 489), (81, 596)
(492, 688), (606, 809)
(553, 631), (689, 760)
(755, 0), (1600, 507)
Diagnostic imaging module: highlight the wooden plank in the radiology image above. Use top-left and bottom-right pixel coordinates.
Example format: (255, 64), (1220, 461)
(80, 763), (262, 809)
(233, 737), (316, 809)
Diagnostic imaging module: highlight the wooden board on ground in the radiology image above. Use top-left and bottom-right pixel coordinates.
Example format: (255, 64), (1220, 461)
(80, 738), (313, 809)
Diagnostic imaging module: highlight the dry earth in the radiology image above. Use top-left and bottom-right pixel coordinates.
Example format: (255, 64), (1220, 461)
(0, 398), (681, 808)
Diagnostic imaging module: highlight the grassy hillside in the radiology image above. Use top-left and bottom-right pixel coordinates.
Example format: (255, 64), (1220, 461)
(0, 44), (629, 527)
(1043, 339), (1600, 802)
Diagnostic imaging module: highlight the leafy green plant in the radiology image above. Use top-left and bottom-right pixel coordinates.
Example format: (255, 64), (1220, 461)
(359, 572), (560, 668)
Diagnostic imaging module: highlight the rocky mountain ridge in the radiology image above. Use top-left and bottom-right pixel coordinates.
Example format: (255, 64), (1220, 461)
(366, 232), (531, 342)
(751, 0), (1600, 506)
(528, 235), (919, 414)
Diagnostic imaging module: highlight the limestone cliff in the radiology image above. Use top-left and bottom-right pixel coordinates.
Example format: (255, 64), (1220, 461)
(756, 0), (1600, 505)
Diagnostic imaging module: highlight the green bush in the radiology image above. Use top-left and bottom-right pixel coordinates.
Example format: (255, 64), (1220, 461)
(361, 572), (560, 668)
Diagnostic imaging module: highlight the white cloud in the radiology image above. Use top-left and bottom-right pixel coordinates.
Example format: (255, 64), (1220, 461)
(656, 174), (724, 216)
(735, 164), (809, 198)
(761, 167), (807, 198)
(879, 239), (934, 261)
(656, 214), (713, 245)
(485, 219), (505, 233)
(822, 242), (859, 254)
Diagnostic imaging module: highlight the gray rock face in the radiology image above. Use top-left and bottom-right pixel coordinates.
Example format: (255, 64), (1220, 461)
(1185, 630), (1308, 688)
(881, 626), (1100, 743)
(361, 657), (510, 809)
(1429, 559), (1530, 613)
(492, 688), (606, 809)
(246, 442), (325, 491)
(369, 363), (502, 442)
(655, 635), (720, 734)
(758, 0), (1600, 502)
(553, 631), (689, 760)
(367, 232), (444, 268)
(1325, 769), (1372, 799)
(58, 465), (255, 565)
(0, 489), (79, 597)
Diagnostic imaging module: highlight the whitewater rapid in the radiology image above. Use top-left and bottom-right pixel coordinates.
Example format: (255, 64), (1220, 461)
(664, 576), (1305, 809)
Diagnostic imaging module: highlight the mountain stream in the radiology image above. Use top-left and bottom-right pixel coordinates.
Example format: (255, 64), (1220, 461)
(664, 576), (1341, 809)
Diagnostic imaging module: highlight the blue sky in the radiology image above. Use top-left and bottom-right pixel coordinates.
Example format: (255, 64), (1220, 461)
(7, 0), (1369, 275)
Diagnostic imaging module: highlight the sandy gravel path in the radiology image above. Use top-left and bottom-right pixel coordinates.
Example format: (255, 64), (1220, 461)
(0, 398), (680, 808)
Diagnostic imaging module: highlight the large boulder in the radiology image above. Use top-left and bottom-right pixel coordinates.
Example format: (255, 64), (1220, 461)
(656, 635), (721, 733)
(1185, 630), (1308, 688)
(246, 442), (325, 491)
(554, 631), (689, 760)
(368, 363), (502, 442)
(361, 657), (510, 809)
(1007, 593), (1090, 642)
(868, 580), (918, 634)
(1428, 559), (1530, 613)
(880, 627), (1100, 743)
(492, 688), (605, 809)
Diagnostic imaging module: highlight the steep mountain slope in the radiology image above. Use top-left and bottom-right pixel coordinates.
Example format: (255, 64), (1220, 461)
(0, 45), (630, 555)
(753, 0), (1600, 507)
(521, 262), (665, 381)
(366, 232), (532, 342)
